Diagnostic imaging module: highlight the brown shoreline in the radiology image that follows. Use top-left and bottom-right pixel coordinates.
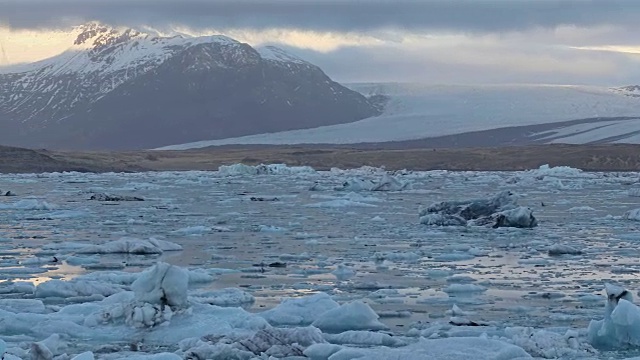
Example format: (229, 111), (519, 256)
(2, 143), (640, 173)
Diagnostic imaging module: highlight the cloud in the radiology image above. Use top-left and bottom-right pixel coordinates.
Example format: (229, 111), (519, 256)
(280, 32), (640, 85)
(175, 27), (385, 53)
(2, 0), (640, 33)
(2, 0), (640, 85)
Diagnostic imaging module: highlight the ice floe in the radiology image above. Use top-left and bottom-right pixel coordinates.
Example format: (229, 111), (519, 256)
(76, 237), (182, 254)
(218, 163), (316, 176)
(0, 199), (56, 210)
(419, 190), (537, 228)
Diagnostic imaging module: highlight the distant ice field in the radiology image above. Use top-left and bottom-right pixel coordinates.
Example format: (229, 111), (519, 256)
(3, 164), (640, 358)
(158, 83), (640, 149)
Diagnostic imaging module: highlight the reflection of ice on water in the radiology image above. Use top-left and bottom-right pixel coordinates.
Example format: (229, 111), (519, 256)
(30, 262), (85, 285)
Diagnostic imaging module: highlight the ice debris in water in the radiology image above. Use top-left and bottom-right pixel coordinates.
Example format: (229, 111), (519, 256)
(531, 164), (586, 177)
(332, 264), (356, 281)
(260, 293), (339, 326)
(0, 199), (56, 210)
(419, 190), (537, 228)
(624, 208), (640, 221)
(29, 334), (65, 360)
(182, 326), (324, 359)
(88, 193), (144, 201)
(89, 262), (189, 328)
(506, 327), (597, 358)
(308, 337), (532, 360)
(217, 163), (316, 176)
(311, 300), (388, 333)
(335, 173), (410, 192)
(588, 283), (640, 348)
(76, 237), (182, 254)
(548, 243), (583, 256)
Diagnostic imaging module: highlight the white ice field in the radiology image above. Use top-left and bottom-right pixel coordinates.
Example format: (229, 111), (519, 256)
(3, 164), (640, 359)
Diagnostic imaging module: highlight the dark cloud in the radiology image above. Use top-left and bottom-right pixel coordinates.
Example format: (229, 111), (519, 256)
(1, 0), (640, 33)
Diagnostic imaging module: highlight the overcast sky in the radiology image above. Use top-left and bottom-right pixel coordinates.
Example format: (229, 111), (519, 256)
(1, 0), (640, 85)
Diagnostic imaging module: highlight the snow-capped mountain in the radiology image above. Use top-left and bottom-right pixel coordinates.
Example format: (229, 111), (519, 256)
(158, 83), (640, 149)
(0, 23), (380, 150)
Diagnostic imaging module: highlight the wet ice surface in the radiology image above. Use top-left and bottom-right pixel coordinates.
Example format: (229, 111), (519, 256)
(3, 165), (640, 358)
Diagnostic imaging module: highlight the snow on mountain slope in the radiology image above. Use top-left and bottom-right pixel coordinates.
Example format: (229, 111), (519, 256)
(0, 23), (244, 124)
(257, 45), (309, 65)
(1, 23), (243, 77)
(157, 83), (640, 149)
(0, 22), (380, 150)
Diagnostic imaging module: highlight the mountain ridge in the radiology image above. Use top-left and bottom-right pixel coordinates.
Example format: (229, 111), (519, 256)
(0, 23), (380, 150)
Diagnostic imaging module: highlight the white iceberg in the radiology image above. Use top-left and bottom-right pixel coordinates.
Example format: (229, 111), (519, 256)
(260, 293), (339, 326)
(311, 300), (388, 333)
(588, 283), (640, 348)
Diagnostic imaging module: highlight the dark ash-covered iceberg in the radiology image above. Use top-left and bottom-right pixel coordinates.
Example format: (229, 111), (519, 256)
(419, 191), (537, 228)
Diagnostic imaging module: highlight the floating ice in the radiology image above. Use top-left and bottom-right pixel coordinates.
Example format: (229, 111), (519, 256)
(335, 173), (410, 192)
(132, 262), (189, 309)
(85, 263), (190, 329)
(172, 225), (212, 235)
(181, 326), (323, 359)
(306, 199), (377, 208)
(256, 224), (286, 232)
(260, 293), (339, 326)
(303, 343), (343, 359)
(548, 244), (583, 256)
(420, 213), (467, 226)
(89, 193), (144, 201)
(588, 283), (640, 348)
(218, 163), (316, 176)
(70, 351), (94, 360)
(311, 300), (388, 333)
(528, 164), (586, 178)
(569, 206), (596, 212)
(190, 288), (254, 307)
(370, 173), (411, 191)
(30, 334), (65, 360)
(322, 337), (531, 360)
(4, 166), (640, 359)
(35, 279), (124, 299)
(332, 264), (356, 281)
(506, 327), (597, 358)
(27, 210), (90, 220)
(77, 237), (182, 254)
(624, 209), (640, 221)
(324, 330), (406, 346)
(0, 281), (35, 295)
(116, 354), (181, 360)
(419, 191), (537, 228)
(0, 199), (56, 210)
(335, 178), (375, 191)
(0, 299), (46, 313)
(443, 284), (487, 294)
(373, 251), (421, 262)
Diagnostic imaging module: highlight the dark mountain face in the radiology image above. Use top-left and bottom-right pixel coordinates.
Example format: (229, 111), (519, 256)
(0, 24), (380, 150)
